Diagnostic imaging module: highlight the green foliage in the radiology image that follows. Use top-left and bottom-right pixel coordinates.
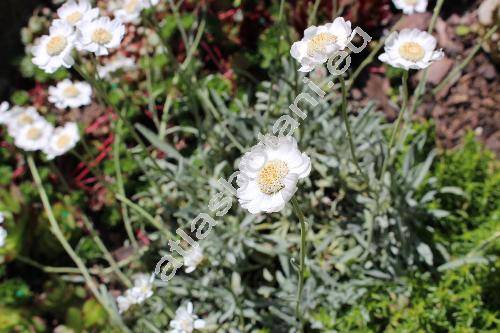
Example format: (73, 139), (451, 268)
(316, 263), (500, 332)
(424, 133), (499, 246)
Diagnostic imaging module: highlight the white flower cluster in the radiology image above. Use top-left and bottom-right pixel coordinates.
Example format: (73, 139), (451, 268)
(116, 273), (154, 313)
(0, 102), (80, 159)
(0, 212), (6, 249)
(32, 0), (126, 73)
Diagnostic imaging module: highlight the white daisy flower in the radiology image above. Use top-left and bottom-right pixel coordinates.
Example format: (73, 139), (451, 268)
(115, 273), (154, 313)
(378, 28), (444, 70)
(97, 56), (136, 78)
(113, 0), (146, 24)
(392, 0), (428, 15)
(169, 302), (206, 333)
(236, 136), (311, 214)
(5, 106), (42, 136)
(77, 17), (125, 56)
(13, 118), (54, 152)
(32, 20), (76, 74)
(43, 122), (80, 160)
(57, 0), (99, 27)
(48, 79), (92, 109)
(291, 17), (353, 72)
(0, 102), (10, 124)
(184, 246), (203, 273)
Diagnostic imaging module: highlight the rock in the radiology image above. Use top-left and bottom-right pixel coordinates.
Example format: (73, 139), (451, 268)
(426, 58), (454, 85)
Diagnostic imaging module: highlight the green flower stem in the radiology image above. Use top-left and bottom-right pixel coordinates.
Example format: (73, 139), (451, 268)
(339, 76), (369, 183)
(379, 70), (409, 181)
(115, 194), (174, 240)
(26, 154), (130, 332)
(291, 197), (307, 331)
(113, 120), (139, 251)
(81, 215), (133, 288)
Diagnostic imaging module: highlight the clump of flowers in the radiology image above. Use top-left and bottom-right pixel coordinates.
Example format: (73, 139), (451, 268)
(48, 79), (92, 109)
(0, 103), (80, 159)
(116, 274), (154, 313)
(378, 28), (444, 70)
(236, 136), (311, 214)
(32, 0), (126, 73)
(169, 302), (206, 333)
(290, 17), (353, 72)
(392, 0), (428, 15)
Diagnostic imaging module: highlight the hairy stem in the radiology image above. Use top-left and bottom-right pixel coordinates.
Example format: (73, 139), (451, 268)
(379, 70), (409, 181)
(291, 197), (307, 332)
(339, 76), (369, 182)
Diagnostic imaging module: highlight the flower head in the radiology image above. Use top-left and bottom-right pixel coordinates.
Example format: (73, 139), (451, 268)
(48, 79), (92, 109)
(236, 136), (311, 214)
(5, 106), (42, 136)
(392, 0), (428, 15)
(32, 20), (76, 73)
(13, 118), (54, 152)
(184, 246), (203, 273)
(115, 273), (154, 313)
(291, 17), (353, 72)
(113, 0), (146, 24)
(169, 302), (206, 333)
(57, 0), (99, 27)
(43, 122), (80, 160)
(378, 28), (444, 70)
(77, 17), (125, 56)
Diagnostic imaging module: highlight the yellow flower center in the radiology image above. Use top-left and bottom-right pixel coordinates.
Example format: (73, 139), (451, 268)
(91, 28), (112, 45)
(307, 32), (337, 56)
(404, 0), (419, 5)
(46, 36), (67, 56)
(125, 0), (140, 13)
(399, 42), (425, 62)
(17, 114), (35, 126)
(66, 11), (83, 24)
(257, 160), (289, 195)
(56, 134), (71, 149)
(63, 85), (80, 98)
(26, 127), (42, 140)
